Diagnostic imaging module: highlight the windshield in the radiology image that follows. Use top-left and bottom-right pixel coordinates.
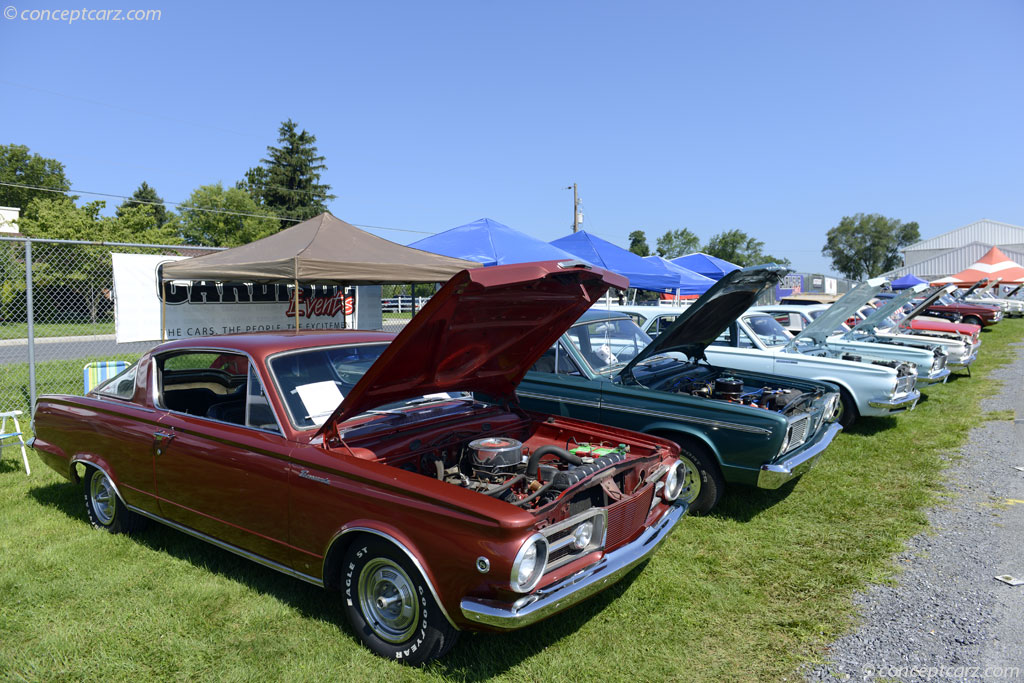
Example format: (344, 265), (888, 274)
(742, 314), (792, 346)
(566, 317), (652, 374)
(269, 343), (468, 429)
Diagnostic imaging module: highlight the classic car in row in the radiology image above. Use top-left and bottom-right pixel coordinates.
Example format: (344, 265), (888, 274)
(30, 261), (689, 665)
(962, 278), (1024, 317)
(517, 264), (842, 515)
(616, 280), (922, 428)
(892, 285), (1003, 327)
(752, 279), (951, 385)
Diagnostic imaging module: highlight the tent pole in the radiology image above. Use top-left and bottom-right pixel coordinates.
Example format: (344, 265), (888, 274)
(160, 278), (166, 341)
(294, 278), (301, 333)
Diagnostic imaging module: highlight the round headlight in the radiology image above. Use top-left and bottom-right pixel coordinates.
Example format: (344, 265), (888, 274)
(510, 533), (548, 593)
(663, 460), (685, 502)
(571, 521), (594, 550)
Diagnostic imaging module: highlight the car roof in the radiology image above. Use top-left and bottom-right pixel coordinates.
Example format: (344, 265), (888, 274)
(150, 329), (396, 361)
(576, 308), (633, 323)
(752, 304), (830, 314)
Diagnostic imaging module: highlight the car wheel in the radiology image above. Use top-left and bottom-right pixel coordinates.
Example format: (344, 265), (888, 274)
(82, 466), (146, 534)
(963, 315), (982, 327)
(342, 537), (458, 665)
(836, 389), (858, 429)
(672, 443), (723, 516)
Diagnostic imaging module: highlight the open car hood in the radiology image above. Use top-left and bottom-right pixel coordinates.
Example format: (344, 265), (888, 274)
(786, 277), (887, 348)
(956, 279), (988, 299)
(898, 284), (957, 324)
(316, 260), (627, 434)
(846, 283), (927, 334)
(621, 264), (788, 375)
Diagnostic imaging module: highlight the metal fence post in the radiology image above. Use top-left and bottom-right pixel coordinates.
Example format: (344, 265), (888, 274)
(25, 240), (36, 410)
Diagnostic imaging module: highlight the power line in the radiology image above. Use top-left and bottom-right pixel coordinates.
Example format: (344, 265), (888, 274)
(0, 181), (435, 234)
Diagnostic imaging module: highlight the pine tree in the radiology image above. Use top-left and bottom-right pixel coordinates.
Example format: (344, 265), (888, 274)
(116, 181), (169, 226)
(242, 120), (336, 226)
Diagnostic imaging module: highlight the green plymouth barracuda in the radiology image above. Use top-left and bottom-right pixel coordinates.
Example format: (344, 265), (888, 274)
(517, 265), (842, 514)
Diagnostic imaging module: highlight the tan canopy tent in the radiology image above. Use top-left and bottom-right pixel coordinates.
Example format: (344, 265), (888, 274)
(160, 212), (479, 283)
(159, 212), (480, 332)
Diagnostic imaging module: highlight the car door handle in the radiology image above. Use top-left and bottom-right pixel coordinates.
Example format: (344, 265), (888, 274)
(154, 431), (175, 443)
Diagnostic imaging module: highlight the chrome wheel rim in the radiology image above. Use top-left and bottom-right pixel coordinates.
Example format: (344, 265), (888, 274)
(678, 455), (701, 505)
(90, 471), (116, 526)
(357, 558), (419, 643)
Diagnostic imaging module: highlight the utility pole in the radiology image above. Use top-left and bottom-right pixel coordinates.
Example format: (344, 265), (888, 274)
(565, 183), (582, 232)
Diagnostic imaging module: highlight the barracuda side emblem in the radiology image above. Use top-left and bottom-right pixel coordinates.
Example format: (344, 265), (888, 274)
(298, 469), (331, 485)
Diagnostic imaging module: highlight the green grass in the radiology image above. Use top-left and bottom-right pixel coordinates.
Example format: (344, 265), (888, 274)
(1, 320), (1021, 681)
(0, 321), (115, 339)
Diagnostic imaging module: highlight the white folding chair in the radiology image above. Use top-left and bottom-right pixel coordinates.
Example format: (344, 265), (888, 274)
(1, 410), (30, 476)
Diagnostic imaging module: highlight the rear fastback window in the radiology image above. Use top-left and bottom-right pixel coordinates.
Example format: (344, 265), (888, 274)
(269, 343), (389, 429)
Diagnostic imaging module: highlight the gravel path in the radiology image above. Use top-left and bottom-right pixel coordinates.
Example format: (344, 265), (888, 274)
(808, 342), (1024, 682)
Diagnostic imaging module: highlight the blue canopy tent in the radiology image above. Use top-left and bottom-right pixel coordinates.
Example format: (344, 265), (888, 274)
(891, 273), (928, 290)
(671, 252), (740, 280)
(550, 231), (681, 292)
(407, 218), (576, 266)
(643, 256), (716, 295)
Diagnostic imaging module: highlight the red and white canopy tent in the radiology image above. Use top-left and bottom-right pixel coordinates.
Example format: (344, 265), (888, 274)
(932, 246), (1024, 285)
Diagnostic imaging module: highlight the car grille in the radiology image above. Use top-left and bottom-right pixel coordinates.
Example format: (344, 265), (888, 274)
(786, 414), (810, 452)
(896, 374), (916, 395)
(541, 509), (607, 571)
(605, 485), (655, 550)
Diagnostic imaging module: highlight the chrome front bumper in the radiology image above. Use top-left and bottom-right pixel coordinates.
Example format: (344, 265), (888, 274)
(949, 348), (978, 369)
(868, 390), (920, 412)
(916, 367), (951, 385)
(460, 503), (685, 630)
(757, 421), (842, 489)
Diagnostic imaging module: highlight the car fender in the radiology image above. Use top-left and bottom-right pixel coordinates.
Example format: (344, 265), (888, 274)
(638, 420), (722, 465)
(321, 519), (460, 629)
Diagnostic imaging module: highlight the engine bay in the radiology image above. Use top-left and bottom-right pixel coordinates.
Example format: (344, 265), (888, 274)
(640, 365), (820, 415)
(334, 404), (669, 515)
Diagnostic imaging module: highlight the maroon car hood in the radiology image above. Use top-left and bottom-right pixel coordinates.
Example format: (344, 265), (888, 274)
(317, 261), (627, 433)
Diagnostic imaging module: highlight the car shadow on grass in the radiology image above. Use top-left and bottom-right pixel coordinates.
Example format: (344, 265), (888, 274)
(27, 478), (636, 677)
(708, 478), (801, 523)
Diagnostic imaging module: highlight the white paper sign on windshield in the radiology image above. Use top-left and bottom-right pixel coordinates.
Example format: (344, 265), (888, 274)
(295, 381), (344, 425)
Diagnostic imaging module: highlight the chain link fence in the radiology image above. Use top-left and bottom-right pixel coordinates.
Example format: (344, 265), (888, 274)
(0, 237), (223, 423)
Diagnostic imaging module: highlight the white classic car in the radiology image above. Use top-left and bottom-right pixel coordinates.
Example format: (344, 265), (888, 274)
(961, 278), (1024, 317)
(605, 290), (921, 428)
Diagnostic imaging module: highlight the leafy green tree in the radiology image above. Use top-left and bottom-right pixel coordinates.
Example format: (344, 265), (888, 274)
(703, 229), (790, 267)
(18, 198), (180, 323)
(821, 213), (920, 279)
(242, 119), (336, 225)
(116, 181), (169, 227)
(0, 144), (73, 210)
(172, 183), (279, 247)
(656, 228), (701, 259)
(628, 230), (651, 257)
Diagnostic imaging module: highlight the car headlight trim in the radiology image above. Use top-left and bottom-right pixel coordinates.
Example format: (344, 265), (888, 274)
(510, 533), (548, 593)
(662, 460), (686, 502)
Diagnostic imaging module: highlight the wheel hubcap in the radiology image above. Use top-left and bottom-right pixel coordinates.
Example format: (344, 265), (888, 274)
(679, 455), (701, 504)
(358, 558), (419, 643)
(90, 471), (116, 526)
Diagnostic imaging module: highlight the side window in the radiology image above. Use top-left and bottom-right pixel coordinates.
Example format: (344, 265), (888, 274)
(157, 350), (248, 421)
(653, 315), (677, 337)
(94, 364), (138, 400)
(710, 326), (734, 347)
(530, 341), (583, 376)
(246, 365), (280, 432)
(736, 327), (756, 349)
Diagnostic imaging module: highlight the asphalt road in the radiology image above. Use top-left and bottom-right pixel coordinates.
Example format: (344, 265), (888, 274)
(0, 338), (157, 364)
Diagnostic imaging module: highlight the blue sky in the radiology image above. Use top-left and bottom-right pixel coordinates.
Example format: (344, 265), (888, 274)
(2, 0), (1022, 274)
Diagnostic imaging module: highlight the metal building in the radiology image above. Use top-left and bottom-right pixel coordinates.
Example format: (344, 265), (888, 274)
(882, 219), (1024, 281)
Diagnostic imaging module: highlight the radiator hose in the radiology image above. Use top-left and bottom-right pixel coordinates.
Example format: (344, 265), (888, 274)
(525, 445), (583, 479)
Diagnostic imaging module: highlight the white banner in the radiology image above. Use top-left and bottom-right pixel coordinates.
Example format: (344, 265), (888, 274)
(112, 252), (186, 343)
(112, 252), (354, 343)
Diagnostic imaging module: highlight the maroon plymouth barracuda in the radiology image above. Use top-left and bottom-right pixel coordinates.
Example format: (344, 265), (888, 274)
(29, 261), (687, 665)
